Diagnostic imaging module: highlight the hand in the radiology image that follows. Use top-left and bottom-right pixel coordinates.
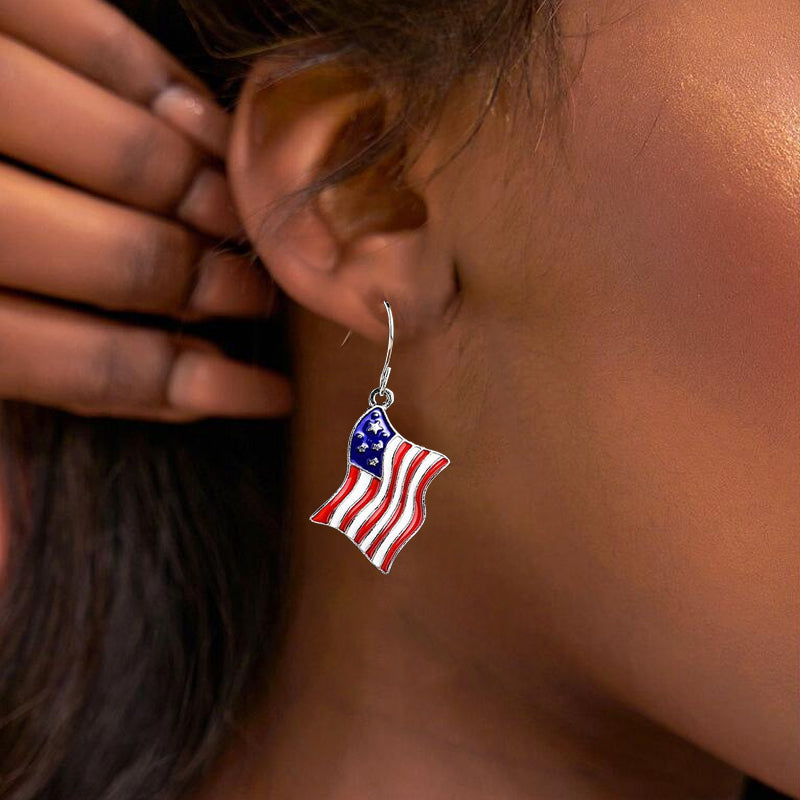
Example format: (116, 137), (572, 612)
(0, 0), (291, 420)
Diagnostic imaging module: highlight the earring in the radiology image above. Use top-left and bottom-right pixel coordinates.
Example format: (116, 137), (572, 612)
(309, 300), (450, 574)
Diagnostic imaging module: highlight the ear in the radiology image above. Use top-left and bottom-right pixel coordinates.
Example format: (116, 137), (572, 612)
(227, 58), (461, 343)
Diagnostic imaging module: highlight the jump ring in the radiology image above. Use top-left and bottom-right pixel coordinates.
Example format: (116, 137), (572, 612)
(368, 387), (394, 409)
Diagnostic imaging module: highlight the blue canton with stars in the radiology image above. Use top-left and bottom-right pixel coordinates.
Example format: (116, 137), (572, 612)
(349, 407), (397, 479)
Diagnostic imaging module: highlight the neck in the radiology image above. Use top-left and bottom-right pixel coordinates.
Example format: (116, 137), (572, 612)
(193, 303), (745, 800)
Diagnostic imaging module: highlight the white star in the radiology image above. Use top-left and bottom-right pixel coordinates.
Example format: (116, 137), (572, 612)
(371, 441), (384, 450)
(368, 457), (379, 466)
(356, 432), (364, 439)
(367, 420), (382, 434)
(357, 443), (368, 452)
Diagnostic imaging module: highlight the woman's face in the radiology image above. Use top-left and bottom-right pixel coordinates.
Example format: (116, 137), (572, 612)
(219, 0), (798, 791)
(407, 0), (797, 791)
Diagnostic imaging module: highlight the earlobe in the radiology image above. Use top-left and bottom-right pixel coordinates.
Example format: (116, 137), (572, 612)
(227, 58), (460, 343)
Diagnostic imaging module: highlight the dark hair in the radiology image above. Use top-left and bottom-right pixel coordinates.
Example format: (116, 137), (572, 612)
(0, 401), (289, 799)
(0, 2), (782, 800)
(179, 0), (572, 200)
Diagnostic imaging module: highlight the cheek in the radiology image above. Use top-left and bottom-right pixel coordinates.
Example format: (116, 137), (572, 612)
(443, 0), (798, 788)
(529, 0), (799, 785)
(572, 0), (799, 433)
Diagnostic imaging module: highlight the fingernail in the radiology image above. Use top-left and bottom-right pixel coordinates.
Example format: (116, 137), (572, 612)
(169, 351), (292, 417)
(152, 84), (231, 159)
(177, 168), (242, 240)
(189, 250), (277, 317)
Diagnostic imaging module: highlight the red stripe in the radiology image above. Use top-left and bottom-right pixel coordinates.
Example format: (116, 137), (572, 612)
(310, 464), (359, 524)
(352, 441), (412, 544)
(339, 475), (380, 532)
(379, 457), (449, 572)
(365, 449), (429, 559)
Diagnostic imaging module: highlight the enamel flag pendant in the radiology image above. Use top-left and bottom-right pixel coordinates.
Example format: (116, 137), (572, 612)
(309, 301), (450, 574)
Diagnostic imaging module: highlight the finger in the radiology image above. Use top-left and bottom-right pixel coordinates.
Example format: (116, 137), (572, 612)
(0, 162), (273, 318)
(0, 34), (239, 238)
(151, 85), (231, 161)
(0, 0), (208, 101)
(189, 250), (278, 320)
(0, 294), (292, 419)
(0, 0), (230, 159)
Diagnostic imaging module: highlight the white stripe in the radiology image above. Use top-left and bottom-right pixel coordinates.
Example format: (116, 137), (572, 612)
(370, 450), (445, 566)
(358, 443), (424, 552)
(329, 469), (374, 529)
(341, 435), (404, 540)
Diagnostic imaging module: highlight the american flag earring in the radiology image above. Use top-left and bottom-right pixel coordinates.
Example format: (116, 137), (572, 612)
(309, 300), (450, 574)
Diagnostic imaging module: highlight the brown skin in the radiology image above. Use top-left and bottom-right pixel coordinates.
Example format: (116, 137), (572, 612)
(0, 0), (794, 795)
(190, 1), (799, 798)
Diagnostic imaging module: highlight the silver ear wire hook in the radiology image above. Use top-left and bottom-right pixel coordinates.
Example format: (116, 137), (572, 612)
(368, 300), (394, 408)
(378, 299), (393, 394)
